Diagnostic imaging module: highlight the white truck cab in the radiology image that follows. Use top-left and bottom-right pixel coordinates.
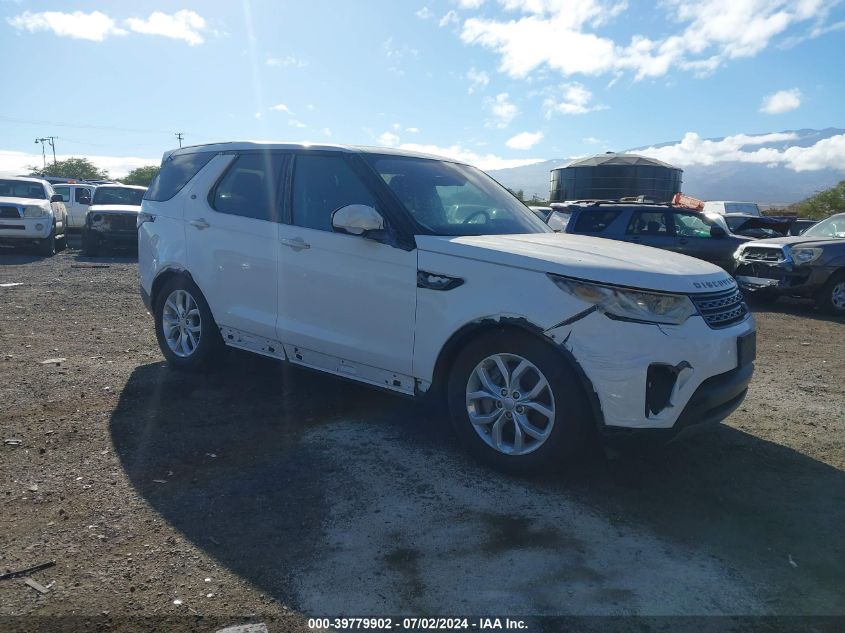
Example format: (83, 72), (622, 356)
(703, 201), (762, 217)
(138, 143), (756, 473)
(0, 176), (68, 255)
(52, 182), (96, 229)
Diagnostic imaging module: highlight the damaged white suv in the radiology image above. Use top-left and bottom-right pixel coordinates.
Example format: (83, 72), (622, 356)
(139, 143), (756, 473)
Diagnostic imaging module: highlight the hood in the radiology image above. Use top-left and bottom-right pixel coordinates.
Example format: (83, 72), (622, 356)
(88, 204), (140, 214)
(745, 235), (844, 248)
(0, 196), (50, 207)
(415, 233), (734, 294)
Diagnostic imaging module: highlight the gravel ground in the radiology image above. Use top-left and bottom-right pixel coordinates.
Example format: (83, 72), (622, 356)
(0, 240), (843, 632)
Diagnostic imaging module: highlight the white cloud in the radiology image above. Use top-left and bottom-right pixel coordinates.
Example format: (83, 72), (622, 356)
(506, 131), (544, 150)
(458, 1), (834, 81)
(486, 92), (518, 128)
(377, 132), (401, 147)
(288, 119), (307, 128)
(7, 10), (127, 41)
(270, 103), (293, 114)
(406, 127), (421, 133)
(543, 83), (606, 116)
(323, 128), (332, 137)
(583, 136), (606, 145)
(637, 131), (845, 172)
(0, 150), (156, 179)
(254, 112), (262, 119)
(266, 55), (309, 68)
(457, 0), (487, 8)
(760, 88), (802, 114)
(396, 143), (543, 171)
(439, 10), (460, 27)
(466, 67), (490, 94)
(416, 7), (434, 19)
(125, 10), (208, 46)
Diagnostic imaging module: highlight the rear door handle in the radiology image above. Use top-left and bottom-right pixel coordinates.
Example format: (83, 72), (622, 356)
(190, 218), (210, 230)
(280, 237), (310, 251)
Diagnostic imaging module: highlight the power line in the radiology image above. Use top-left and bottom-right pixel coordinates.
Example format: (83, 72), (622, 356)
(35, 137), (57, 166)
(175, 132), (184, 148)
(0, 115), (177, 136)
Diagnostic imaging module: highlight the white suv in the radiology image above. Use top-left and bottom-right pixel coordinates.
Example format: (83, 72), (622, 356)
(138, 143), (756, 473)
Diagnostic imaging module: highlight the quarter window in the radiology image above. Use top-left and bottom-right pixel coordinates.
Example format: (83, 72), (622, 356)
(291, 154), (376, 231)
(573, 209), (621, 233)
(53, 186), (71, 202)
(145, 151), (215, 202)
(212, 153), (285, 222)
(627, 211), (669, 235)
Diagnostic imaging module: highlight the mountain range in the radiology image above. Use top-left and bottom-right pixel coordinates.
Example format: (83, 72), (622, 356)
(487, 128), (845, 205)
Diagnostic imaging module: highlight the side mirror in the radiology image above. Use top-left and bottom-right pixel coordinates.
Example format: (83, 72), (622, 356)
(710, 226), (726, 238)
(331, 204), (385, 236)
(50, 194), (64, 203)
(79, 196), (91, 205)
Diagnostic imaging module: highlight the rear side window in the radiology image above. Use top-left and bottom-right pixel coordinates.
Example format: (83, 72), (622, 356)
(627, 211), (669, 235)
(145, 151), (215, 202)
(291, 154), (376, 231)
(211, 152), (286, 222)
(572, 209), (621, 233)
(53, 186), (71, 202)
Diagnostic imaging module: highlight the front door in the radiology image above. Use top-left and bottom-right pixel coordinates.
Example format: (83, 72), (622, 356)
(276, 153), (417, 377)
(183, 151), (286, 341)
(671, 211), (731, 268)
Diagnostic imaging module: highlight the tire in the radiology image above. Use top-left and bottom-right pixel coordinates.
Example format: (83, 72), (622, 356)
(154, 276), (223, 370)
(56, 228), (68, 252)
(81, 230), (100, 256)
(37, 229), (56, 257)
(817, 272), (845, 316)
(446, 328), (591, 475)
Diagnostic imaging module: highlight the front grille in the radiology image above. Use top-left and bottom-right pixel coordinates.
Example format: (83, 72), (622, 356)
(690, 287), (748, 329)
(741, 246), (784, 262)
(0, 206), (21, 219)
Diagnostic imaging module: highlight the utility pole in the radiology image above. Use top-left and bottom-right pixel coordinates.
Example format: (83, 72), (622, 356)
(175, 132), (184, 148)
(35, 137), (57, 167)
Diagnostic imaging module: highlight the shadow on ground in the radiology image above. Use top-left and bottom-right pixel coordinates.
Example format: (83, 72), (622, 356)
(109, 354), (845, 616)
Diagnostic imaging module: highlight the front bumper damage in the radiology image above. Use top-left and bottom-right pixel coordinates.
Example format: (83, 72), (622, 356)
(544, 310), (755, 443)
(734, 257), (832, 298)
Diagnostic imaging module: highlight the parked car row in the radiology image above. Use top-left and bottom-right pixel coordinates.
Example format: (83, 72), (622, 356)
(0, 176), (69, 255)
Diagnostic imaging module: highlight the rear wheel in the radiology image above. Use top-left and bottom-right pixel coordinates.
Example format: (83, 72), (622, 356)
(447, 329), (591, 475)
(818, 272), (845, 316)
(154, 276), (222, 370)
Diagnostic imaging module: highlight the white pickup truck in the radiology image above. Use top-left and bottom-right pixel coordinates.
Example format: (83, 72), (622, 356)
(138, 143), (756, 473)
(0, 176), (68, 255)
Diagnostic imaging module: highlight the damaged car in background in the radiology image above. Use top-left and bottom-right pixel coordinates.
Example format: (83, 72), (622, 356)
(82, 184), (147, 256)
(139, 142), (756, 473)
(734, 212), (845, 315)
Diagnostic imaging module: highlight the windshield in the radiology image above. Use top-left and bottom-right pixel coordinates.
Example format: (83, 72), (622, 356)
(366, 156), (550, 236)
(0, 179), (47, 200)
(93, 187), (146, 206)
(725, 202), (760, 215)
(802, 214), (845, 238)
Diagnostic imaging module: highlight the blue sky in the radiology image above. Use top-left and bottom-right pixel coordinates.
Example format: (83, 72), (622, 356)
(1, 0), (844, 176)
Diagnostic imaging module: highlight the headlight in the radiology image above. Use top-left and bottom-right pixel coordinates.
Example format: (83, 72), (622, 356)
(23, 205), (47, 218)
(549, 275), (697, 325)
(789, 247), (822, 266)
(733, 245), (746, 260)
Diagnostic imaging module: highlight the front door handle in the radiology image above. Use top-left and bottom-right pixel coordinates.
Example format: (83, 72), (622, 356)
(280, 237), (311, 251)
(190, 218), (210, 230)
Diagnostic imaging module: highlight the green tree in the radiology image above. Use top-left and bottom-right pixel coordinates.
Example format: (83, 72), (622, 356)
(794, 181), (845, 220)
(29, 157), (109, 180)
(121, 165), (160, 187)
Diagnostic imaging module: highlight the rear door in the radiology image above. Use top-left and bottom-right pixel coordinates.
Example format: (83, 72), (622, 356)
(183, 151), (287, 341)
(623, 210), (676, 251)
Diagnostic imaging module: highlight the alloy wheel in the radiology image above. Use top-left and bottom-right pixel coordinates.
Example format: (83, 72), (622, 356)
(162, 289), (202, 358)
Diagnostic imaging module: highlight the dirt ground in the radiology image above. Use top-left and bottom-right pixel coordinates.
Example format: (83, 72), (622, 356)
(1, 238), (843, 632)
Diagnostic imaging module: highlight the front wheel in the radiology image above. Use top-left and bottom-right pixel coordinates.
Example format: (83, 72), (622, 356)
(447, 329), (591, 475)
(154, 277), (222, 370)
(818, 272), (845, 316)
(37, 230), (56, 257)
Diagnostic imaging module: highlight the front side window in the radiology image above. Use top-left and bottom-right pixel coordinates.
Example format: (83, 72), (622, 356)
(291, 154), (376, 231)
(674, 212), (715, 238)
(212, 152), (285, 222)
(146, 151), (215, 202)
(76, 187), (92, 202)
(93, 187), (146, 206)
(54, 186), (71, 202)
(574, 209), (622, 233)
(365, 156), (549, 236)
(0, 179), (47, 200)
(626, 211), (669, 235)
